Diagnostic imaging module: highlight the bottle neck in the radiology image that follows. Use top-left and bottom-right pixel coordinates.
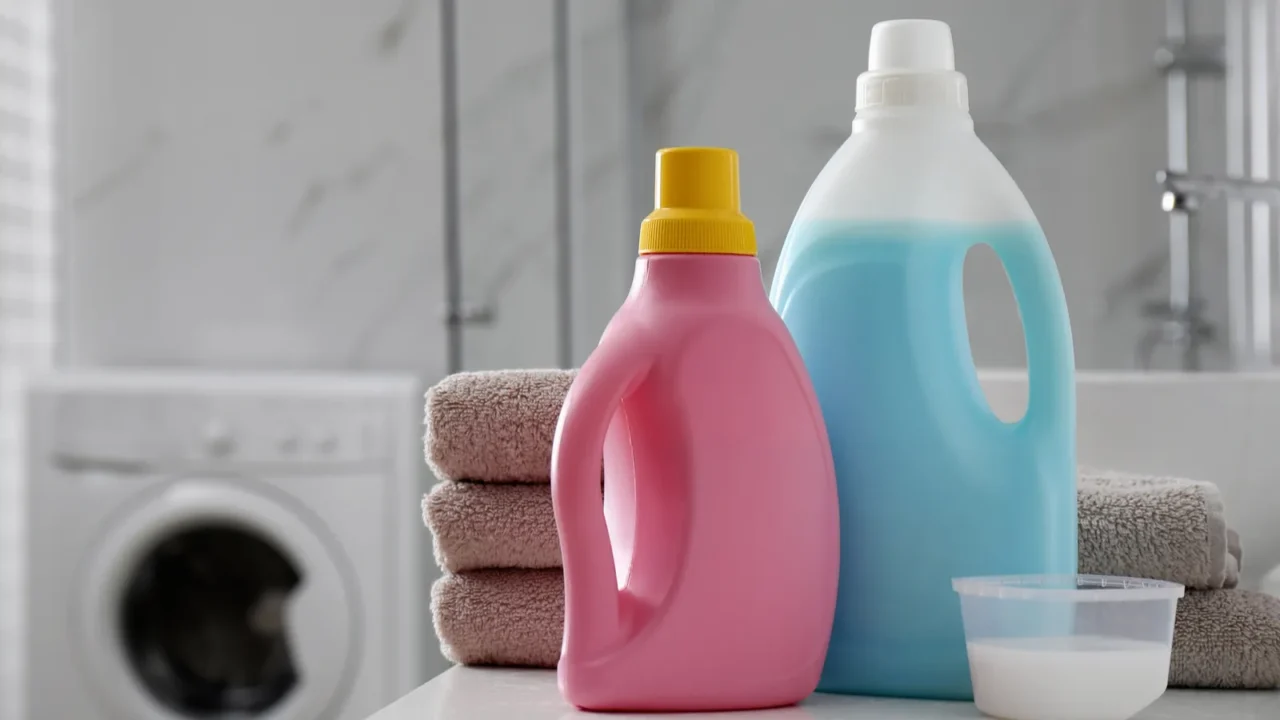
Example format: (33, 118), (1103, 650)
(629, 254), (765, 304)
(852, 106), (975, 134)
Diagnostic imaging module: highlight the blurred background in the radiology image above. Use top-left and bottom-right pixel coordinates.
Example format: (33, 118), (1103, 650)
(2, 0), (1280, 718)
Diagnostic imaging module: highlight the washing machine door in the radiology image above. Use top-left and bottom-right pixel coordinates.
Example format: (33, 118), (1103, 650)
(79, 480), (357, 720)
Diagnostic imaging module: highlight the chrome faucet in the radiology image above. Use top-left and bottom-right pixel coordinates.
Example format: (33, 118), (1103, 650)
(1159, 171), (1280, 211)
(1153, 170), (1280, 370)
(1148, 170), (1280, 370)
(1147, 0), (1280, 371)
(1140, 0), (1222, 371)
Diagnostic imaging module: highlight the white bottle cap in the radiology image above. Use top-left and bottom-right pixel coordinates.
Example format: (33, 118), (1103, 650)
(856, 19), (969, 113)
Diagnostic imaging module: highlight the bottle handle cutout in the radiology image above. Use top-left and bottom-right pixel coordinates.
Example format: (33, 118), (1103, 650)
(551, 338), (652, 663)
(986, 232), (1076, 441)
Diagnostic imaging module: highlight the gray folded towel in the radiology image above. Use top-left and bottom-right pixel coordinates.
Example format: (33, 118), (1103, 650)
(424, 370), (575, 482)
(1078, 468), (1239, 590)
(1171, 589), (1280, 689)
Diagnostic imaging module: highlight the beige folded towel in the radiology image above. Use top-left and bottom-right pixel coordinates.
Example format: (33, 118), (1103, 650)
(424, 369), (575, 482)
(423, 481), (560, 573)
(1171, 589), (1280, 689)
(1079, 468), (1240, 590)
(428, 570), (1280, 688)
(420, 469), (1244, 585)
(431, 569), (563, 668)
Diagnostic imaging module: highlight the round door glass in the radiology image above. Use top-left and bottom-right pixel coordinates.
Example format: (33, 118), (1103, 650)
(120, 524), (302, 716)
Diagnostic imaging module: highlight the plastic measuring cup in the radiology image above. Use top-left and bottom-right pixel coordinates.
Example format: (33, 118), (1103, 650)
(953, 574), (1185, 720)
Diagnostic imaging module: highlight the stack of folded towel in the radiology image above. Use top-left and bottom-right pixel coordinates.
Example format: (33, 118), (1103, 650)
(423, 370), (1280, 690)
(423, 370), (571, 668)
(1080, 468), (1280, 689)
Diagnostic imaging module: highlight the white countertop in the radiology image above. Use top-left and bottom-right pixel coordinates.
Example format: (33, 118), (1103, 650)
(368, 667), (1279, 719)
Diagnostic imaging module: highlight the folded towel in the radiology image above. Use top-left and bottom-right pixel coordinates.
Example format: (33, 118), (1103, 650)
(424, 481), (560, 573)
(420, 469), (1242, 584)
(1229, 527), (1243, 569)
(428, 571), (1280, 689)
(424, 370), (575, 482)
(1171, 589), (1280, 689)
(1078, 468), (1239, 590)
(431, 569), (563, 668)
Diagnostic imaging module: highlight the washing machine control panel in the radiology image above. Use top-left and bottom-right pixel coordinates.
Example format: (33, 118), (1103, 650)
(48, 390), (405, 468)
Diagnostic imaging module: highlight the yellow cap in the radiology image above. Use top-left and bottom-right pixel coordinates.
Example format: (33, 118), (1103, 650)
(638, 147), (757, 256)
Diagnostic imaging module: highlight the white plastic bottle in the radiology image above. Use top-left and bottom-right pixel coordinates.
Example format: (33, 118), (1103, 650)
(769, 19), (1077, 700)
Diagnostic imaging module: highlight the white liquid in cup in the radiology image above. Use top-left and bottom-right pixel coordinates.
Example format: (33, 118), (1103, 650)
(967, 636), (1171, 720)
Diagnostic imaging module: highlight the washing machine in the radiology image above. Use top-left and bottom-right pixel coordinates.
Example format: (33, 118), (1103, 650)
(20, 370), (437, 720)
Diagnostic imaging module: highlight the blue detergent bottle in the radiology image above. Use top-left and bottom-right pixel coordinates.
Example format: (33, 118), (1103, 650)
(769, 19), (1077, 700)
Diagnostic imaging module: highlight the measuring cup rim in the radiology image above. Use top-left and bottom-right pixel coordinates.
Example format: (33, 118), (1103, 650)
(952, 574), (1186, 602)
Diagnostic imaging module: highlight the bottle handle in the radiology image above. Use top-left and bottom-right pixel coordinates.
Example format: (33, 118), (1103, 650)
(551, 336), (652, 663)
(987, 232), (1076, 440)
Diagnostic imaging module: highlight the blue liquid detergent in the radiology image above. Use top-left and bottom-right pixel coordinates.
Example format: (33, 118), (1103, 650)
(770, 220), (1076, 700)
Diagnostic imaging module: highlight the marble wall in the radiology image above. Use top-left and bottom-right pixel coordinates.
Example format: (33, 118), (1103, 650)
(60, 0), (634, 375)
(61, 0), (1231, 375)
(63, 0), (450, 375)
(623, 0), (1217, 372)
(452, 0), (632, 370)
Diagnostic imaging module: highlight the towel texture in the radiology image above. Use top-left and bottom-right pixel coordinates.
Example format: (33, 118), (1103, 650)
(430, 571), (1280, 685)
(431, 569), (563, 668)
(420, 469), (1244, 585)
(421, 469), (1243, 585)
(424, 369), (574, 483)
(1171, 589), (1280, 689)
(1078, 468), (1239, 590)
(424, 481), (560, 573)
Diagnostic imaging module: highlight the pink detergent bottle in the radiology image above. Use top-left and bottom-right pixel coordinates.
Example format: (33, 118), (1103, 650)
(551, 147), (840, 712)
